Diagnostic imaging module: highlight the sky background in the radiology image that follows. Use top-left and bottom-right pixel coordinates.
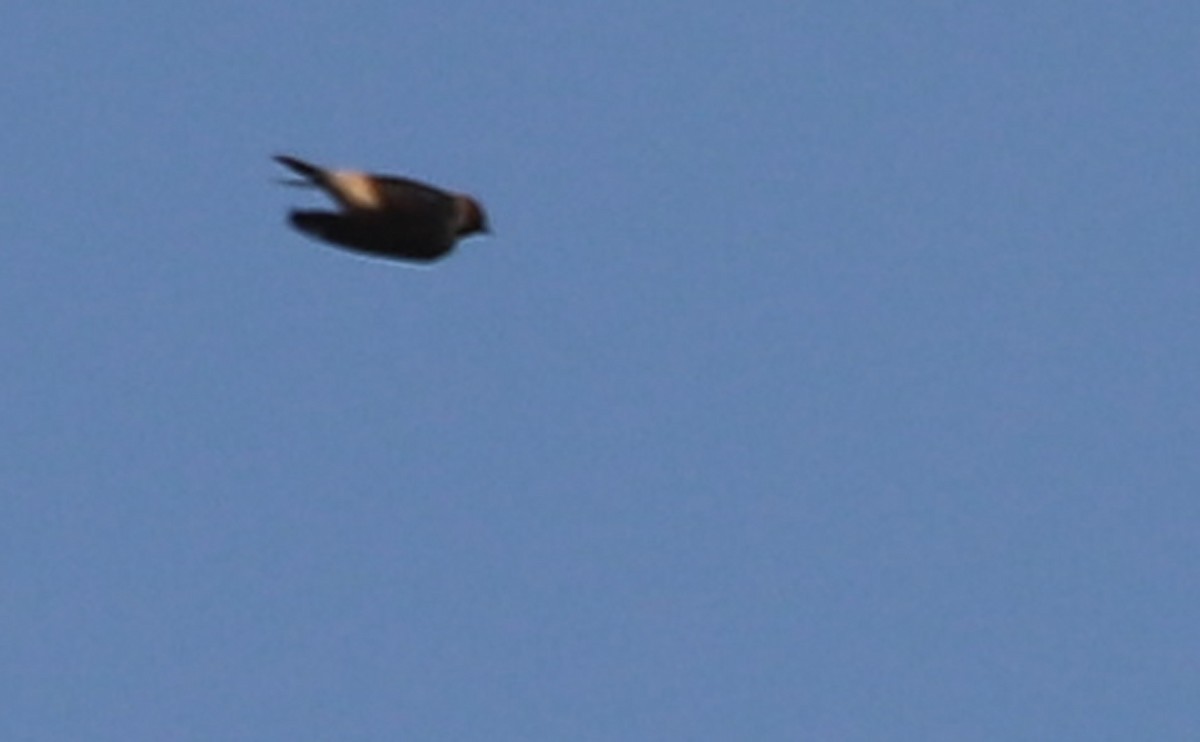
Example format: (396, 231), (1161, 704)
(2, 2), (1198, 739)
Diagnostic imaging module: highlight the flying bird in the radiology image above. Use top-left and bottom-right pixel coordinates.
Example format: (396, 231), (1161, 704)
(274, 155), (490, 263)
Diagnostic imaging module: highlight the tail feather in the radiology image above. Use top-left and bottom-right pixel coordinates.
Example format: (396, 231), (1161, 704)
(275, 177), (318, 188)
(274, 155), (326, 181)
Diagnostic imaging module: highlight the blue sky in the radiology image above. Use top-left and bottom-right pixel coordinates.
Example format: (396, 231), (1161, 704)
(3, 2), (1198, 739)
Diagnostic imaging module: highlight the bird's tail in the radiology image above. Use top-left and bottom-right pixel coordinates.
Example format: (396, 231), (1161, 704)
(275, 177), (318, 188)
(274, 155), (326, 182)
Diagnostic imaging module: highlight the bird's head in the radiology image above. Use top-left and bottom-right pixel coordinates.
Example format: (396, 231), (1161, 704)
(456, 196), (491, 237)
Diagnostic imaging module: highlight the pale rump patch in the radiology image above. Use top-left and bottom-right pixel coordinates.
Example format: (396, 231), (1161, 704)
(328, 170), (383, 211)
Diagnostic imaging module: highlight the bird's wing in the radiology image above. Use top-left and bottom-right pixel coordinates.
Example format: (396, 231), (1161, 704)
(371, 175), (454, 206)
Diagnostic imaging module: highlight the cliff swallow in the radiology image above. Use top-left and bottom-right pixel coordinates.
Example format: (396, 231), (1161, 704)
(274, 155), (489, 263)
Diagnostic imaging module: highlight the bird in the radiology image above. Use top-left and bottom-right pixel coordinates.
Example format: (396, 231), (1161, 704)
(274, 154), (489, 263)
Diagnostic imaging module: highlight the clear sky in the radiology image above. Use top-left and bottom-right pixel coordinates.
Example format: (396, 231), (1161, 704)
(3, 3), (1197, 739)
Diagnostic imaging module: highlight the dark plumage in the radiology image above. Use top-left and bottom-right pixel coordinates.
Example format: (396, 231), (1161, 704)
(274, 155), (489, 263)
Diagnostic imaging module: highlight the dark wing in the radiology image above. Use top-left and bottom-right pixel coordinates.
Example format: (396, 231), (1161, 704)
(370, 175), (456, 211)
(288, 210), (454, 262)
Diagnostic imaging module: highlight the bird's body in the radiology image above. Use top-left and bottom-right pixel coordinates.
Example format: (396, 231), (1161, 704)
(274, 155), (489, 263)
